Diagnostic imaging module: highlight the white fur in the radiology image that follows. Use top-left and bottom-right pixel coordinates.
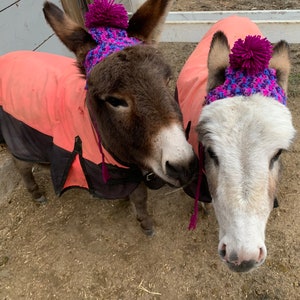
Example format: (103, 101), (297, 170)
(147, 123), (194, 186)
(198, 95), (296, 270)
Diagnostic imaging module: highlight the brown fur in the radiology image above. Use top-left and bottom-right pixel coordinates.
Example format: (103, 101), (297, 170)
(43, 1), (97, 74)
(86, 45), (181, 164)
(128, 0), (174, 44)
(7, 0), (196, 236)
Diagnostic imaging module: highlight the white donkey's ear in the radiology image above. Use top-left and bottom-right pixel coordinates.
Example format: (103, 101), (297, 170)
(207, 31), (230, 92)
(127, 0), (173, 45)
(269, 41), (291, 93)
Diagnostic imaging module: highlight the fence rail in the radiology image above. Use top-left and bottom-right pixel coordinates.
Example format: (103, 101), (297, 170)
(1, 0), (299, 57)
(160, 10), (300, 43)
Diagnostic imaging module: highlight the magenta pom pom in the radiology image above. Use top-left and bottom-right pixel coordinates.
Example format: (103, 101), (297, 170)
(229, 35), (272, 75)
(85, 0), (128, 29)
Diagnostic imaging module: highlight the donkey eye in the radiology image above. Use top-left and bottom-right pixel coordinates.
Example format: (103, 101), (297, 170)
(165, 77), (172, 86)
(105, 96), (128, 107)
(270, 149), (283, 168)
(207, 147), (219, 166)
(272, 149), (282, 162)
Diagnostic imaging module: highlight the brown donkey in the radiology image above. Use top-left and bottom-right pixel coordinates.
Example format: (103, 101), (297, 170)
(0, 0), (196, 235)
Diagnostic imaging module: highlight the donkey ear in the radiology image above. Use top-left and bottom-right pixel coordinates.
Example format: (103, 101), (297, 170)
(43, 1), (96, 74)
(127, 0), (173, 45)
(269, 40), (291, 92)
(207, 31), (230, 92)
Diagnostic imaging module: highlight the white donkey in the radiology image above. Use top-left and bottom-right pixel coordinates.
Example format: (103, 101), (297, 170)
(177, 16), (296, 272)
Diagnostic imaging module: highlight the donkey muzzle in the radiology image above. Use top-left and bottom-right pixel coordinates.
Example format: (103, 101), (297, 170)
(165, 154), (198, 186)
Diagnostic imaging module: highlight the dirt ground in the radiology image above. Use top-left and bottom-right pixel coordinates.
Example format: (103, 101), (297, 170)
(0, 1), (299, 299)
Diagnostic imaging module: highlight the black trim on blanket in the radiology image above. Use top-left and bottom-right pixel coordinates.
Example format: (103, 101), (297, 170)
(0, 117), (4, 143)
(0, 107), (53, 162)
(51, 138), (144, 199)
(1, 106), (170, 199)
(0, 108), (144, 199)
(51, 136), (85, 194)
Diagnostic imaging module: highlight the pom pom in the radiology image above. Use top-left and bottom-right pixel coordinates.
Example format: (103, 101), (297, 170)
(229, 35), (272, 75)
(85, 0), (128, 29)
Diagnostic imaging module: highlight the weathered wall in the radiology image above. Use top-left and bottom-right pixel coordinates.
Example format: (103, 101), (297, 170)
(0, 0), (72, 56)
(0, 0), (73, 200)
(0, 0), (139, 56)
(1, 1), (299, 56)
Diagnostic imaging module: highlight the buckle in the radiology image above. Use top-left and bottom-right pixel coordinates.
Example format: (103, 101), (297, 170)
(143, 172), (165, 190)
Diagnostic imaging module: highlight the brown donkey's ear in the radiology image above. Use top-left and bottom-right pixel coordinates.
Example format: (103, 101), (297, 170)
(207, 31), (230, 92)
(43, 1), (97, 74)
(127, 0), (173, 45)
(269, 40), (291, 93)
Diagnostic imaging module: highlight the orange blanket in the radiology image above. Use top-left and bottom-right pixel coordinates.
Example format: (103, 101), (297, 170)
(0, 51), (141, 198)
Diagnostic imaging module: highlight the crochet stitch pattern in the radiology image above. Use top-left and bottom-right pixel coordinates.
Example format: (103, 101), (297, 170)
(84, 27), (141, 75)
(206, 35), (287, 105)
(83, 0), (142, 75)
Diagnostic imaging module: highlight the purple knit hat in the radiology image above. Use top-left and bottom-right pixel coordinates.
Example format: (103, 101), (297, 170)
(206, 35), (287, 105)
(84, 0), (141, 75)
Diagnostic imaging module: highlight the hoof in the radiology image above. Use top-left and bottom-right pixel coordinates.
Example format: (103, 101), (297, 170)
(34, 195), (47, 204)
(200, 202), (213, 215)
(139, 218), (154, 236)
(142, 227), (155, 236)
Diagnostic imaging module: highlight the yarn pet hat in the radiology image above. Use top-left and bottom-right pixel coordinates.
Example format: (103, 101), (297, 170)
(84, 0), (142, 76)
(205, 35), (287, 105)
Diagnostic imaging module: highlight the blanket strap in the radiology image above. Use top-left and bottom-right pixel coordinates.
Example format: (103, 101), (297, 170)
(188, 142), (205, 230)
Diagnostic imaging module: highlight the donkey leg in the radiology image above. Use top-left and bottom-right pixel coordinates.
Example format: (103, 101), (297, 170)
(13, 158), (47, 204)
(130, 182), (154, 236)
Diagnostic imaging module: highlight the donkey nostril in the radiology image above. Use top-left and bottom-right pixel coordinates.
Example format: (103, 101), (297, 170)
(165, 160), (194, 185)
(258, 247), (265, 262)
(219, 244), (226, 259)
(165, 161), (186, 183)
(166, 161), (179, 179)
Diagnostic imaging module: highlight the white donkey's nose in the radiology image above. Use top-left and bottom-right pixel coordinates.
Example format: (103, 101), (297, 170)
(218, 241), (267, 272)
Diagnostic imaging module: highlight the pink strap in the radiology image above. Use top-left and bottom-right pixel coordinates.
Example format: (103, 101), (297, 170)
(188, 143), (204, 230)
(93, 122), (110, 183)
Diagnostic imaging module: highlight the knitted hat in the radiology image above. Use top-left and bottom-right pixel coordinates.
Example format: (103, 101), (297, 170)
(205, 35), (287, 105)
(84, 0), (141, 75)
